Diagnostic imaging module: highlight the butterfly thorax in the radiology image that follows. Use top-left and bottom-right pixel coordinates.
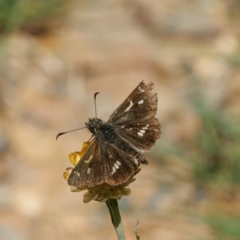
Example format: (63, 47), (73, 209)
(86, 118), (117, 143)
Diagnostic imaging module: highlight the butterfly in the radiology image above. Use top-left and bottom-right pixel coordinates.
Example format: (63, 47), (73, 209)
(67, 81), (160, 188)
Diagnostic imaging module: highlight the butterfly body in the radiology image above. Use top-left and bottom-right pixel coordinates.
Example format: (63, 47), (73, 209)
(86, 118), (117, 144)
(68, 81), (160, 188)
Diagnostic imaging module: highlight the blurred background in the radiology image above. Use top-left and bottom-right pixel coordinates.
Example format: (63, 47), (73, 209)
(0, 0), (240, 239)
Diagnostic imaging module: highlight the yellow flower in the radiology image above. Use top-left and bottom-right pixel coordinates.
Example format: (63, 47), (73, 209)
(68, 141), (88, 166)
(63, 142), (141, 203)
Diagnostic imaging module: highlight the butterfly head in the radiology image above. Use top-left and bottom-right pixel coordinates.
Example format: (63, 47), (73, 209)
(86, 118), (103, 134)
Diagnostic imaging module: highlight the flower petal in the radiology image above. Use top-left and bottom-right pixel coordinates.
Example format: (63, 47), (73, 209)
(63, 167), (73, 181)
(83, 191), (96, 203)
(69, 152), (81, 166)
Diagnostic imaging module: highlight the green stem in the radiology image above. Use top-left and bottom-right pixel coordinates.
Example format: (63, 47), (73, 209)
(134, 221), (140, 240)
(106, 198), (126, 240)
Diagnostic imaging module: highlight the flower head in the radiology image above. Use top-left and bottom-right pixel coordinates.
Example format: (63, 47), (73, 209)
(63, 142), (141, 203)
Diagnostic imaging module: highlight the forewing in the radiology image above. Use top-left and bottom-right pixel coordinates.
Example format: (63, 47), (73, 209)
(68, 139), (105, 188)
(108, 81), (157, 124)
(68, 136), (145, 188)
(109, 81), (160, 152)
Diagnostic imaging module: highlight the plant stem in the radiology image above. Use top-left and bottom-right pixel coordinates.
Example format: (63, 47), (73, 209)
(134, 221), (140, 240)
(106, 198), (126, 240)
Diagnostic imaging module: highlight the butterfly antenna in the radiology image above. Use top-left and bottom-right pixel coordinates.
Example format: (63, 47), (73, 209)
(94, 92), (99, 118)
(56, 126), (87, 140)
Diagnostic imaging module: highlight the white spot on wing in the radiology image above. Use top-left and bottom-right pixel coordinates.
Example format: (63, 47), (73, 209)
(138, 100), (144, 104)
(84, 154), (93, 164)
(87, 168), (91, 174)
(121, 126), (125, 128)
(142, 124), (149, 130)
(111, 166), (116, 175)
(125, 100), (133, 112)
(138, 132), (143, 137)
(138, 86), (145, 92)
(116, 161), (121, 165)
